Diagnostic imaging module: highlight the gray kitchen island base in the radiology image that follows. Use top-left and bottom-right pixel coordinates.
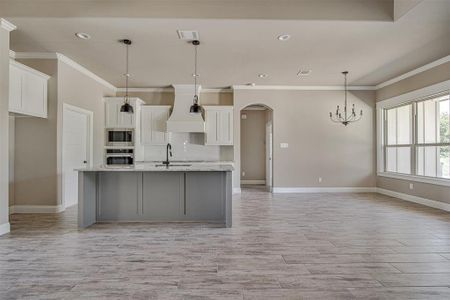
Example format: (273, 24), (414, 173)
(78, 170), (232, 228)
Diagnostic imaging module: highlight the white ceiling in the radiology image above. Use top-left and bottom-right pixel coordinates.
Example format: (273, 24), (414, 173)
(7, 0), (450, 88)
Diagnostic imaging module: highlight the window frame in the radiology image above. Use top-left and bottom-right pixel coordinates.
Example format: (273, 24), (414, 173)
(377, 80), (450, 187)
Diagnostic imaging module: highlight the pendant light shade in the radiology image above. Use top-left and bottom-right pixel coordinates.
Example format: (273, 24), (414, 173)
(120, 39), (133, 114)
(120, 101), (133, 113)
(190, 40), (201, 114)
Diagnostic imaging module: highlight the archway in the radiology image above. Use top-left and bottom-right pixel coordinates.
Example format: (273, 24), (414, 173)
(239, 104), (274, 191)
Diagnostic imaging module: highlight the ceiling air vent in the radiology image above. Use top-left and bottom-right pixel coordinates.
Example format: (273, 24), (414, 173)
(177, 30), (199, 41)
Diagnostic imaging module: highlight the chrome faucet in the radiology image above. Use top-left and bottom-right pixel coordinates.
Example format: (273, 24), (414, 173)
(163, 143), (172, 165)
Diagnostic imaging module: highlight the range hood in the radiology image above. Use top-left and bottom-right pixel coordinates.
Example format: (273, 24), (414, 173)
(166, 84), (205, 133)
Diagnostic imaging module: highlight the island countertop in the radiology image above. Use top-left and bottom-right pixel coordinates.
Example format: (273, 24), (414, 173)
(76, 161), (234, 172)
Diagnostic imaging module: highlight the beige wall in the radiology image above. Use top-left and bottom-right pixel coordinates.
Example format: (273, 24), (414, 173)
(377, 62), (450, 101)
(233, 89), (376, 189)
(12, 59), (115, 207)
(376, 62), (450, 205)
(240, 109), (267, 182)
(8, 116), (14, 207)
(0, 26), (11, 228)
(57, 60), (115, 166)
(116, 90), (233, 106)
(14, 59), (58, 206)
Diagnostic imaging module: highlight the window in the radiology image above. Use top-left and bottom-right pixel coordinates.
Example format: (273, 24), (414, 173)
(385, 104), (412, 174)
(383, 92), (450, 180)
(416, 95), (450, 178)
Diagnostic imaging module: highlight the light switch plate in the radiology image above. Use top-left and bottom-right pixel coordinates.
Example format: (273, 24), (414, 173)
(409, 183), (414, 190)
(241, 114), (247, 119)
(280, 143), (289, 148)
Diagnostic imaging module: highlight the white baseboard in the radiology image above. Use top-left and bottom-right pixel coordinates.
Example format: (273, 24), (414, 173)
(377, 188), (450, 212)
(10, 205), (65, 214)
(0, 222), (10, 236)
(241, 180), (266, 185)
(272, 187), (377, 193)
(233, 188), (242, 194)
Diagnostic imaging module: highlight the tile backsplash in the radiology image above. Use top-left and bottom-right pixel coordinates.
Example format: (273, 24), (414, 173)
(142, 132), (233, 162)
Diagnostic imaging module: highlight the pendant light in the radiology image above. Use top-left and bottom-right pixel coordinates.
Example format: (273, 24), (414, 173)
(329, 71), (362, 126)
(190, 40), (201, 113)
(120, 39), (133, 114)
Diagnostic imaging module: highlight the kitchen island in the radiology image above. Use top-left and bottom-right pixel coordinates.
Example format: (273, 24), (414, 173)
(77, 163), (233, 228)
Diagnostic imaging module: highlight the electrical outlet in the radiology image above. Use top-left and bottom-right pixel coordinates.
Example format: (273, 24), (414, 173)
(318, 177), (322, 183)
(242, 171), (245, 177)
(409, 183), (414, 190)
(280, 143), (289, 148)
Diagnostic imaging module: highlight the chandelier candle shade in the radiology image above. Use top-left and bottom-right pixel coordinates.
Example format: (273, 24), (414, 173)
(329, 71), (362, 126)
(120, 39), (133, 114)
(190, 40), (201, 113)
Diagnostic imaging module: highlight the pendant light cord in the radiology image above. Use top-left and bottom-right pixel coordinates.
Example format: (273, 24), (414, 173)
(125, 42), (129, 103)
(194, 41), (198, 103)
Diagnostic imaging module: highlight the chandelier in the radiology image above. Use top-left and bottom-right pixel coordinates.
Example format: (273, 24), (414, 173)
(329, 71), (362, 126)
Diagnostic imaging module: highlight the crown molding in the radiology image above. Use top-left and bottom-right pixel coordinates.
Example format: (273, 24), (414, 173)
(13, 52), (58, 59)
(55, 53), (116, 91)
(232, 85), (376, 91)
(0, 18), (16, 32)
(12, 52), (117, 91)
(117, 87), (172, 93)
(116, 87), (233, 93)
(376, 55), (450, 89)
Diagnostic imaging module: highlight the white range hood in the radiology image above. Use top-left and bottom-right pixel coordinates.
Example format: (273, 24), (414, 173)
(166, 84), (205, 133)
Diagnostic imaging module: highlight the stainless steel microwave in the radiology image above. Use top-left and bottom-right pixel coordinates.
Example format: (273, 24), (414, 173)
(105, 148), (134, 166)
(106, 129), (134, 146)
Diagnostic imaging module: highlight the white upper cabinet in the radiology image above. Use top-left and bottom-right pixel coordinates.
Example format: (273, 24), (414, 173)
(204, 106), (234, 145)
(105, 97), (143, 128)
(9, 60), (50, 118)
(140, 106), (171, 145)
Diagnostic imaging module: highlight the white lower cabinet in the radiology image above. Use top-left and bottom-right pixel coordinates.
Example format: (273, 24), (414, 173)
(9, 60), (50, 118)
(140, 105), (171, 145)
(204, 106), (233, 145)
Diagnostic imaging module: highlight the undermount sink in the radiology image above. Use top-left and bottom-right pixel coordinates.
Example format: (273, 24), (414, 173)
(154, 164), (192, 167)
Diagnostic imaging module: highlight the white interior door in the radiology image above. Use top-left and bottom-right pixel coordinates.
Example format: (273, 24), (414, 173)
(63, 105), (91, 208)
(265, 122), (273, 190)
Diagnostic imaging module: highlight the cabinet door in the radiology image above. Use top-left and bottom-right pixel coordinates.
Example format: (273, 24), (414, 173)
(118, 109), (135, 128)
(205, 110), (219, 145)
(141, 107), (169, 145)
(142, 172), (183, 220)
(105, 101), (119, 128)
(185, 172), (224, 221)
(218, 110), (233, 145)
(97, 172), (142, 221)
(22, 71), (47, 117)
(9, 64), (22, 111)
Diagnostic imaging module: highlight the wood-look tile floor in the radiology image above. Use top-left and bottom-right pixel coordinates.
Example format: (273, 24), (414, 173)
(1, 187), (450, 299)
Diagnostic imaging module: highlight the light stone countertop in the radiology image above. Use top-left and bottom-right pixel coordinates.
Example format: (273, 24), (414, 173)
(76, 161), (234, 172)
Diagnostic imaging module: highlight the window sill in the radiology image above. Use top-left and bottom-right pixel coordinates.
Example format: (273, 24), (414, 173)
(377, 172), (450, 187)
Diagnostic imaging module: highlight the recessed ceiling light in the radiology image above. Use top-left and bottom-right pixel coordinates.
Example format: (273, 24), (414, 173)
(277, 34), (291, 41)
(75, 32), (91, 40)
(297, 69), (312, 76)
(247, 83), (256, 86)
(258, 74), (268, 78)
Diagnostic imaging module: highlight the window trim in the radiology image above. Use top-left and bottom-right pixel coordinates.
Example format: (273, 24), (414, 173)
(376, 80), (450, 186)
